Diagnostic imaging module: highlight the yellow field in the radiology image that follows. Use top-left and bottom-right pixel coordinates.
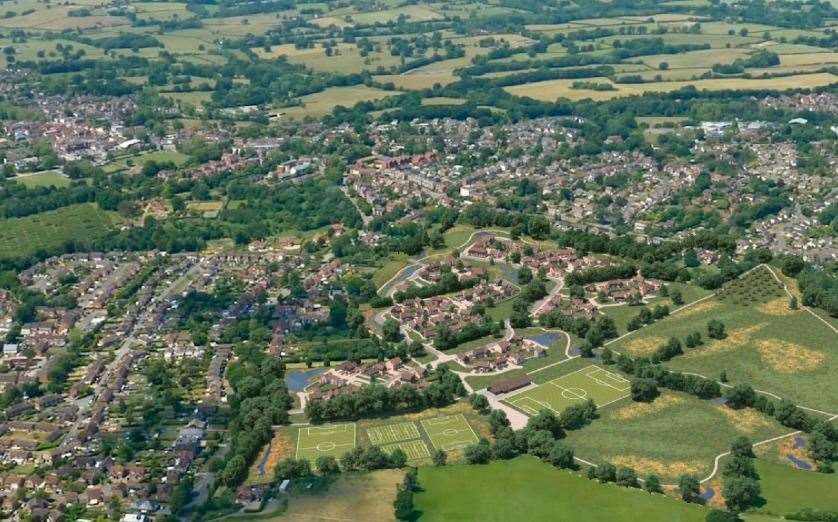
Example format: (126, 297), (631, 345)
(506, 72), (838, 101)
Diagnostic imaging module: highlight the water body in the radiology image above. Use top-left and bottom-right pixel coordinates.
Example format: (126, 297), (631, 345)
(793, 435), (806, 449)
(787, 455), (812, 470)
(285, 368), (327, 392)
(699, 487), (715, 501)
(527, 332), (563, 348)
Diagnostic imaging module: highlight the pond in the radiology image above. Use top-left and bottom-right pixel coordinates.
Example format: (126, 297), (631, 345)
(527, 332), (564, 348)
(787, 454), (812, 470)
(285, 368), (327, 392)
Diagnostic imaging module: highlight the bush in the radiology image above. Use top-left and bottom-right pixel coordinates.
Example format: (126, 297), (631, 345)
(706, 509), (740, 522)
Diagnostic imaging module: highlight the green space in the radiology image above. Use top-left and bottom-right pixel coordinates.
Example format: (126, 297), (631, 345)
(414, 456), (709, 521)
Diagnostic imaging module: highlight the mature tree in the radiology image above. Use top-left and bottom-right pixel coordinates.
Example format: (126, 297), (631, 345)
(616, 466), (639, 488)
(723, 456), (758, 480)
(723, 476), (761, 513)
(679, 474), (701, 502)
(595, 462), (617, 483)
(730, 437), (754, 458)
(547, 441), (575, 469)
(464, 439), (492, 464)
(724, 384), (756, 409)
(644, 474), (662, 493)
(705, 509), (740, 522)
(382, 318), (402, 342)
(316, 455), (340, 475)
(432, 449), (447, 466)
(631, 378), (659, 402)
(469, 393), (490, 414)
(707, 319), (727, 339)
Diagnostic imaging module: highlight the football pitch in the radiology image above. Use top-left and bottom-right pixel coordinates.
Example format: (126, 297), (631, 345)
(367, 422), (422, 445)
(505, 365), (630, 416)
(421, 414), (480, 451)
(296, 423), (357, 461)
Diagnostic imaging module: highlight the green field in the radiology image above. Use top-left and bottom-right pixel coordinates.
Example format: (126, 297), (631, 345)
(295, 423), (357, 461)
(13, 171), (71, 188)
(564, 390), (790, 481)
(415, 456), (709, 521)
(611, 266), (838, 412)
(505, 364), (630, 415)
(420, 414), (480, 451)
(753, 459), (838, 516)
(0, 203), (120, 259)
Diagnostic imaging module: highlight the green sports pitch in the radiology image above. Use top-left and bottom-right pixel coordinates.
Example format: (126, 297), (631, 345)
(504, 365), (630, 416)
(366, 421), (422, 445)
(296, 423), (357, 461)
(381, 439), (432, 460)
(421, 414), (480, 451)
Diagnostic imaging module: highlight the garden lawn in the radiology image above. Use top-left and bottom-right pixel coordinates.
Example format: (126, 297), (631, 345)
(563, 390), (789, 482)
(414, 456), (709, 521)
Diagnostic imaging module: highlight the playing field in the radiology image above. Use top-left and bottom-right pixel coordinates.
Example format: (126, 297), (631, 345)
(366, 422), (421, 445)
(381, 439), (432, 461)
(505, 365), (630, 416)
(296, 423), (356, 461)
(420, 414), (479, 451)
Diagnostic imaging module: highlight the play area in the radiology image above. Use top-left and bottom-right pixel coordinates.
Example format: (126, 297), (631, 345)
(296, 423), (357, 461)
(505, 365), (631, 416)
(420, 414), (480, 451)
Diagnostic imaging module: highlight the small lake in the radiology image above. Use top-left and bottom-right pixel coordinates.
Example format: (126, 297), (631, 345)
(527, 332), (564, 348)
(285, 368), (327, 392)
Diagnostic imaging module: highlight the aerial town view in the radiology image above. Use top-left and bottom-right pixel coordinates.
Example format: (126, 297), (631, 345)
(0, 0), (836, 520)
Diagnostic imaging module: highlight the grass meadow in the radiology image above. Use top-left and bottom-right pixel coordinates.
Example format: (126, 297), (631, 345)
(415, 456), (709, 521)
(608, 266), (838, 412)
(563, 390), (789, 481)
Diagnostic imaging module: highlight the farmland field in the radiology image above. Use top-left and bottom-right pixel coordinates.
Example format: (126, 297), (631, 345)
(506, 73), (838, 102)
(0, 203), (120, 259)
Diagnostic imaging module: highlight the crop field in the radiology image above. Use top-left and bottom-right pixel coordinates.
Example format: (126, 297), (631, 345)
(611, 266), (838, 412)
(421, 414), (480, 451)
(506, 72), (838, 102)
(0, 203), (120, 259)
(563, 391), (790, 481)
(295, 423), (357, 461)
(274, 86), (400, 119)
(505, 365), (630, 415)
